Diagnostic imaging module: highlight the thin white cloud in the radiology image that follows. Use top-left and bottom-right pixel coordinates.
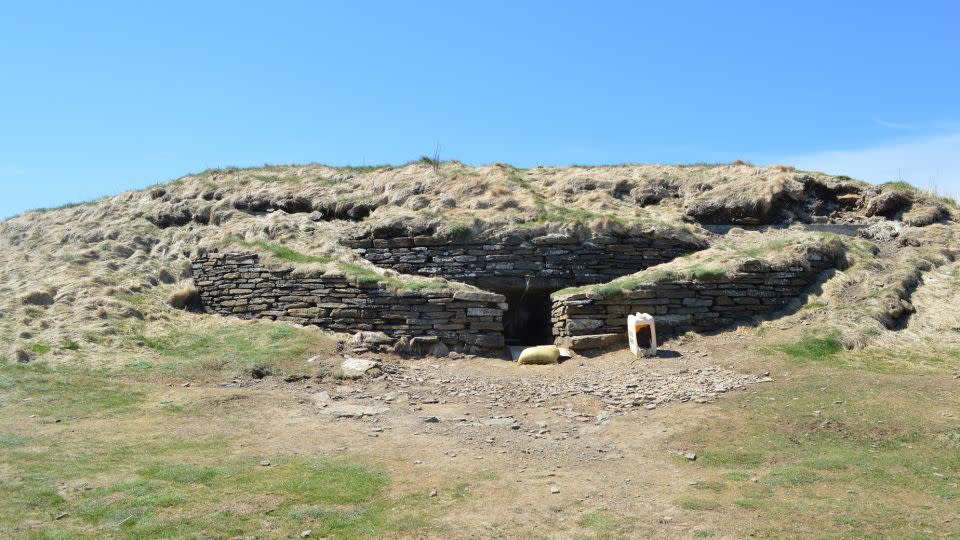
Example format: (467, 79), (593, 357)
(771, 132), (960, 199)
(873, 117), (916, 130)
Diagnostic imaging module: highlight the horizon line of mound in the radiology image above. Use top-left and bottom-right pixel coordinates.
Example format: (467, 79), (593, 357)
(550, 233), (848, 351)
(681, 173), (953, 227)
(190, 251), (508, 356)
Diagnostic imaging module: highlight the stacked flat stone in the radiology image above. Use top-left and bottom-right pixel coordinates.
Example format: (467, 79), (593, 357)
(191, 252), (506, 354)
(342, 231), (705, 289)
(551, 248), (845, 350)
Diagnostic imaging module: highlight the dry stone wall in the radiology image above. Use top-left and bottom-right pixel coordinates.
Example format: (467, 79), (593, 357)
(191, 252), (507, 354)
(551, 251), (845, 350)
(342, 231), (705, 289)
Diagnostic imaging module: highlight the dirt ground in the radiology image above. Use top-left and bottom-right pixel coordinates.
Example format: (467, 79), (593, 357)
(5, 313), (960, 538)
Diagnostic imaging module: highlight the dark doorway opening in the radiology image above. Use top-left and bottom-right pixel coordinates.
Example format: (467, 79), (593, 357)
(499, 288), (555, 346)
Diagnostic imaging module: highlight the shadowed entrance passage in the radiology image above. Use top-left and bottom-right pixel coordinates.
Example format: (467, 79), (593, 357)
(499, 288), (555, 346)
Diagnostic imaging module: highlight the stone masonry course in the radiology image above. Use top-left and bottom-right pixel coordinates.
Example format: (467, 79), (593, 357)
(191, 252), (507, 354)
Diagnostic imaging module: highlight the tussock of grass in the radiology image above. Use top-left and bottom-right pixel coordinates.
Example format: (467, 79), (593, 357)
(881, 180), (958, 208)
(28, 342), (52, 355)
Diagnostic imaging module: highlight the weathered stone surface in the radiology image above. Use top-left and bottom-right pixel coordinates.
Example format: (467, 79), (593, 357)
(453, 290), (506, 303)
(340, 358), (380, 378)
(191, 252), (505, 354)
(343, 232), (705, 289)
(320, 403), (389, 418)
(551, 248), (844, 340)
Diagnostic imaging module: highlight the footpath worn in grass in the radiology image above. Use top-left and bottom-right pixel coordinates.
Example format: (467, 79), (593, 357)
(672, 344), (960, 538)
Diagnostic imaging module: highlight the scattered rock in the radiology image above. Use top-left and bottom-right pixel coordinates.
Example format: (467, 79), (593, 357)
(340, 358), (380, 378)
(550, 485), (560, 494)
(429, 342), (450, 357)
(321, 404), (389, 419)
(685, 453), (697, 461)
(350, 331), (394, 350)
(430, 489), (438, 497)
(422, 416), (440, 423)
(410, 336), (440, 355)
(300, 530), (312, 538)
(260, 460), (271, 467)
(311, 391), (331, 408)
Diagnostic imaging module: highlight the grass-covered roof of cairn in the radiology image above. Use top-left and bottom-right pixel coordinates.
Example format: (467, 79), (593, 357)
(554, 229), (846, 299)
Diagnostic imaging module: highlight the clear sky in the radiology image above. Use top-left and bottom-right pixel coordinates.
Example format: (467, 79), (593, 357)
(2, 1), (958, 219)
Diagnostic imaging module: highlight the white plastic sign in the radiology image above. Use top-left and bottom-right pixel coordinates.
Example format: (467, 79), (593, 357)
(627, 312), (657, 358)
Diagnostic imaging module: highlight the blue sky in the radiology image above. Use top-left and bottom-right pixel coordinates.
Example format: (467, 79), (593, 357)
(1, 1), (958, 219)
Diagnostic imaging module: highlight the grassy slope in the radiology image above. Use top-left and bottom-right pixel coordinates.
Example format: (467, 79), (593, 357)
(670, 332), (960, 539)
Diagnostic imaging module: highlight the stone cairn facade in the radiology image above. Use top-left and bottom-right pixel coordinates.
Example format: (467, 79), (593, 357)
(342, 230), (706, 289)
(551, 247), (847, 350)
(191, 252), (507, 354)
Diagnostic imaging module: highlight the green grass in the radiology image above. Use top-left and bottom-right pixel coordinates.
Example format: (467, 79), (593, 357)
(577, 511), (635, 539)
(798, 300), (828, 312)
(557, 265), (726, 298)
(0, 364), (443, 539)
(229, 238), (333, 264)
(676, 496), (721, 511)
(337, 262), (455, 291)
(28, 342), (52, 355)
(0, 362), (144, 419)
(880, 180), (919, 193)
(691, 480), (727, 493)
(880, 180), (958, 207)
(771, 333), (843, 365)
(762, 467), (822, 487)
(449, 223), (471, 240)
(126, 321), (331, 382)
(673, 352), (960, 538)
(765, 329), (959, 374)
